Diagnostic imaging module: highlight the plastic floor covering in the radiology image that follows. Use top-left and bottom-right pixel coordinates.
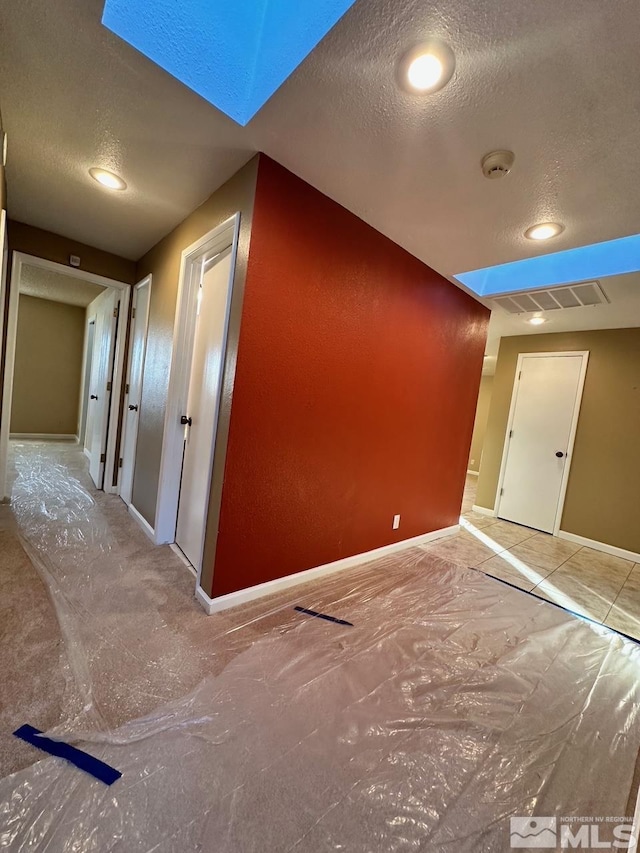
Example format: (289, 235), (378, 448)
(1, 442), (640, 851)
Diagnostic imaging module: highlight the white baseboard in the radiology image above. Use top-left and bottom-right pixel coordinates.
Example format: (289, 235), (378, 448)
(471, 504), (496, 517)
(195, 524), (460, 615)
(83, 447), (91, 459)
(466, 469), (479, 477)
(10, 433), (78, 442)
(128, 503), (157, 543)
(557, 529), (640, 564)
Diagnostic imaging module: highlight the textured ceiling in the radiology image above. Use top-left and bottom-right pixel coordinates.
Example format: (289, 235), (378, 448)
(1, 0), (640, 287)
(101, 0), (359, 125)
(19, 265), (106, 307)
(253, 0), (640, 282)
(0, 0), (251, 260)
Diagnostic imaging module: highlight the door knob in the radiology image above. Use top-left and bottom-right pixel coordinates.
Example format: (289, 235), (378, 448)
(90, 394), (98, 400)
(180, 415), (192, 426)
(555, 451), (565, 458)
(128, 404), (138, 411)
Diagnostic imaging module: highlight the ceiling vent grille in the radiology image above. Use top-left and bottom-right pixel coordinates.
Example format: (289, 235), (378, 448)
(493, 281), (609, 315)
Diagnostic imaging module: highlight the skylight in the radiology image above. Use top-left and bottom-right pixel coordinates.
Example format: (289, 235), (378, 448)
(455, 233), (640, 297)
(102, 0), (358, 126)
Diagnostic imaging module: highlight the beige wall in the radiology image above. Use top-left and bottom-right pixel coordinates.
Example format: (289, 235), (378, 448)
(468, 374), (493, 473)
(476, 328), (640, 553)
(7, 221), (137, 284)
(132, 156), (259, 525)
(10, 295), (85, 435)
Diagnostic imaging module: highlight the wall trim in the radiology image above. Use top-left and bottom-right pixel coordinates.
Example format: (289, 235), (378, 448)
(471, 504), (496, 517)
(557, 529), (640, 565)
(9, 433), (78, 441)
(155, 214), (241, 572)
(119, 274), (152, 507)
(83, 447), (91, 460)
(128, 503), (156, 543)
(195, 524), (460, 615)
(466, 469), (479, 477)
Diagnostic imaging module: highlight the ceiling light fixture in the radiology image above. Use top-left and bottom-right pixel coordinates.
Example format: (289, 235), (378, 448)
(528, 316), (547, 325)
(399, 40), (455, 94)
(89, 167), (127, 191)
(525, 222), (564, 241)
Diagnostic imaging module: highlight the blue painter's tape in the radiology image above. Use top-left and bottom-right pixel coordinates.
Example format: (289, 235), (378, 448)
(13, 724), (122, 785)
(294, 606), (353, 627)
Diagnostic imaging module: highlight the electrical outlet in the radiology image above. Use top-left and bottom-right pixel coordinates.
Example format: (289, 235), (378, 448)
(470, 458), (475, 467)
(392, 514), (400, 530)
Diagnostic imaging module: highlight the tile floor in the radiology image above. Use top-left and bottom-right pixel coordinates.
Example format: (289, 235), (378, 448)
(421, 474), (640, 639)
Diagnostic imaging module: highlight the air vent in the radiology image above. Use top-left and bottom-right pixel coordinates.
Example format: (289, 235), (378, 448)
(493, 281), (609, 315)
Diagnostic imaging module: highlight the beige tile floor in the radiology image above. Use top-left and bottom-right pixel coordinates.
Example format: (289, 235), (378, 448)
(421, 474), (640, 640)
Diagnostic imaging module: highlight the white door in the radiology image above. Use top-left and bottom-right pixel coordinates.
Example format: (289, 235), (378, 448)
(88, 290), (118, 488)
(79, 318), (96, 446)
(120, 278), (151, 506)
(498, 353), (587, 533)
(175, 248), (233, 570)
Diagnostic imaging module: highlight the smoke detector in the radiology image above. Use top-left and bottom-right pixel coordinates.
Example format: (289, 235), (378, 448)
(481, 150), (515, 179)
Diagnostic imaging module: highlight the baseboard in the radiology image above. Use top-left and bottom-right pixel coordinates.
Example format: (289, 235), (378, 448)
(557, 530), (640, 565)
(128, 503), (156, 543)
(10, 433), (78, 442)
(83, 447), (91, 459)
(471, 504), (496, 517)
(195, 524), (460, 615)
(466, 469), (479, 477)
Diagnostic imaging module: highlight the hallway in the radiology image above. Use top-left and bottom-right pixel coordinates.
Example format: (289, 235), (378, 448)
(2, 442), (640, 850)
(1, 441), (203, 774)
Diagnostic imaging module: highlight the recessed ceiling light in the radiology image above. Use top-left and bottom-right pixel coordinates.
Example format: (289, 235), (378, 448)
(399, 40), (455, 94)
(528, 316), (547, 325)
(525, 222), (564, 241)
(89, 167), (127, 191)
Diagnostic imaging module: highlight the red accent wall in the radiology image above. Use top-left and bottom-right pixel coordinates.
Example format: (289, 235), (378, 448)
(209, 156), (489, 598)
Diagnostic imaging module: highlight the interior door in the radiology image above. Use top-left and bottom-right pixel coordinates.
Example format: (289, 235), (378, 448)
(120, 279), (151, 506)
(498, 354), (586, 533)
(175, 248), (233, 570)
(88, 289), (117, 488)
(79, 318), (95, 446)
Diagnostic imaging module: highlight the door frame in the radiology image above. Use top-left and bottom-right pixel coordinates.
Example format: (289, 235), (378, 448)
(0, 210), (8, 363)
(119, 274), (152, 507)
(495, 350), (589, 535)
(0, 211), (8, 437)
(154, 214), (241, 560)
(0, 251), (130, 500)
